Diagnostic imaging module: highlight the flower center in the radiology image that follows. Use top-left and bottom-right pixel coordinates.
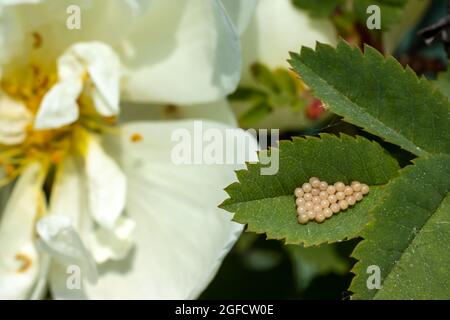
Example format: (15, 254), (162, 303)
(0, 63), (117, 184)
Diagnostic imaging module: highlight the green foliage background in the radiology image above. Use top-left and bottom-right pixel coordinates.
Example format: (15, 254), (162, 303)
(202, 0), (450, 300)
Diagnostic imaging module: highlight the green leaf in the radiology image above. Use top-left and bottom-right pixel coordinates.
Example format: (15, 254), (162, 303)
(229, 87), (267, 103)
(350, 155), (450, 299)
(293, 0), (408, 29)
(287, 244), (350, 290)
(435, 70), (450, 101)
(289, 41), (450, 157)
(353, 0), (407, 30)
(232, 63), (311, 127)
(220, 134), (400, 246)
(250, 63), (298, 105)
(292, 0), (342, 18)
(251, 63), (281, 94)
(273, 69), (297, 98)
(239, 102), (272, 127)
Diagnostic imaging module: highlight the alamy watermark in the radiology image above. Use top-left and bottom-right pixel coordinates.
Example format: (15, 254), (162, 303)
(66, 265), (82, 290)
(66, 5), (81, 30)
(170, 121), (280, 175)
(65, 4), (382, 31)
(366, 265), (382, 290)
(367, 5), (381, 30)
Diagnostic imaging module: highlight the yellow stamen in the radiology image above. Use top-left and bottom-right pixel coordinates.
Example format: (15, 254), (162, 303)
(131, 133), (143, 143)
(0, 61), (117, 185)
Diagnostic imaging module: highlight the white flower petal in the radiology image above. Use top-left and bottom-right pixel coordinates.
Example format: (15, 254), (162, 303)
(0, 163), (45, 299)
(0, 92), (33, 144)
(81, 120), (258, 299)
(68, 42), (121, 117)
(50, 156), (132, 263)
(39, 166), (89, 301)
(121, 0), (242, 104)
(0, 1), (139, 63)
(48, 261), (88, 299)
(4, 0), (241, 105)
(34, 45), (84, 129)
(87, 216), (135, 264)
(29, 252), (50, 300)
(48, 156), (88, 228)
(219, 0), (258, 35)
(0, 0), (42, 6)
(36, 215), (97, 284)
(57, 47), (86, 81)
(0, 5), (26, 66)
(124, 0), (153, 14)
(241, 0), (336, 81)
(85, 136), (127, 229)
(34, 79), (82, 130)
(46, 156), (134, 300)
(34, 42), (121, 129)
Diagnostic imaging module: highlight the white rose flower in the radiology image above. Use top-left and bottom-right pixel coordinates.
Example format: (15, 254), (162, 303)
(0, 0), (258, 299)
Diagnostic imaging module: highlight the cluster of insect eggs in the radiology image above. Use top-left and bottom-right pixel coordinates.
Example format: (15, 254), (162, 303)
(294, 177), (369, 224)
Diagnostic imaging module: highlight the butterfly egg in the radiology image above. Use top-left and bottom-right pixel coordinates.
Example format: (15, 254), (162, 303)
(296, 197), (306, 206)
(296, 178), (370, 225)
(302, 183), (312, 193)
(327, 185), (336, 195)
(323, 207), (333, 218)
(336, 191), (345, 200)
(330, 203), (340, 213)
(334, 181), (345, 192)
(309, 176), (319, 184)
(315, 212), (326, 223)
(298, 213), (309, 224)
(351, 181), (362, 192)
(313, 204), (322, 213)
(319, 191), (328, 200)
(305, 201), (314, 211)
(361, 184), (370, 195)
(320, 199), (330, 209)
(294, 187), (304, 197)
(312, 196), (321, 205)
(319, 181), (328, 191)
(346, 195), (356, 206)
(309, 177), (321, 189)
(354, 192), (363, 201)
(297, 206), (307, 215)
(328, 194), (338, 204)
(344, 186), (353, 196)
(339, 199), (349, 210)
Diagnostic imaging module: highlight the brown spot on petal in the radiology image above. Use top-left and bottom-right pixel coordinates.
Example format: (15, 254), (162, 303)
(131, 133), (143, 143)
(32, 32), (43, 49)
(15, 253), (32, 273)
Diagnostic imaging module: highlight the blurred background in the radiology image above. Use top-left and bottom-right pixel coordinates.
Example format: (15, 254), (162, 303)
(201, 0), (448, 300)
